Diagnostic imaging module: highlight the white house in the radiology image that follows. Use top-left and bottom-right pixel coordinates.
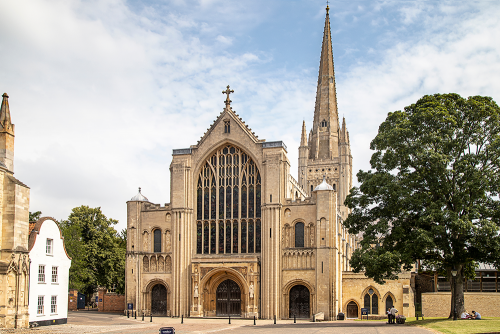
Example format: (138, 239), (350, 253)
(28, 217), (71, 326)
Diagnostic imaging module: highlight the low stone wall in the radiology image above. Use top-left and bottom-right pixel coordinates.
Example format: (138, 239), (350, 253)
(97, 288), (125, 312)
(422, 292), (500, 317)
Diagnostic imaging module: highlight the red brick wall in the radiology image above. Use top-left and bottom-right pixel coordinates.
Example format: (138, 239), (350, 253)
(97, 288), (125, 312)
(68, 289), (78, 311)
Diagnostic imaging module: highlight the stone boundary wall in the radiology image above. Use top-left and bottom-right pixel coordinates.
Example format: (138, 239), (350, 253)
(422, 292), (500, 317)
(97, 288), (125, 313)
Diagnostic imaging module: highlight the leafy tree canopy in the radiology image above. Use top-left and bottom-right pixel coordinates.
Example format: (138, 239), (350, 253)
(29, 211), (42, 222)
(344, 93), (500, 315)
(60, 206), (126, 297)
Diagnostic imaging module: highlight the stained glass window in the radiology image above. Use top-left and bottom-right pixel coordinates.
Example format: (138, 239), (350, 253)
(233, 221), (238, 253)
(248, 220), (254, 253)
(219, 222), (225, 253)
(226, 221), (231, 254)
(204, 222), (209, 254)
(197, 222), (202, 254)
(196, 144), (261, 254)
(372, 294), (379, 315)
(364, 294), (370, 314)
(241, 221), (247, 253)
(256, 219), (261, 253)
(210, 222), (216, 254)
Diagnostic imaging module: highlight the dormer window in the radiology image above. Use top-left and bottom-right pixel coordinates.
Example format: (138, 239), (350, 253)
(320, 119), (328, 127)
(224, 120), (230, 133)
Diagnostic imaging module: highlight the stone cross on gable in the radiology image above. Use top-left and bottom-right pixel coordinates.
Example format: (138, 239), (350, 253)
(222, 85), (234, 107)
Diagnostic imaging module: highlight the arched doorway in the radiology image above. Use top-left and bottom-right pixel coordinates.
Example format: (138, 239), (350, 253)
(347, 301), (358, 318)
(216, 279), (241, 316)
(289, 285), (310, 318)
(151, 284), (167, 316)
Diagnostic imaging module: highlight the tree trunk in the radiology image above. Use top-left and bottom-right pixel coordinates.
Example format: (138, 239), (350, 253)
(449, 265), (465, 319)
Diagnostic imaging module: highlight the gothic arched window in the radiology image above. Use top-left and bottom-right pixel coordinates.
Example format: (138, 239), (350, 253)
(386, 295), (394, 312)
(363, 288), (379, 315)
(153, 229), (161, 253)
(295, 222), (304, 248)
(196, 144), (262, 254)
(320, 119), (328, 127)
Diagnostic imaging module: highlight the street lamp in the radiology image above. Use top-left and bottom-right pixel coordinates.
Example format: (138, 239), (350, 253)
(451, 267), (458, 321)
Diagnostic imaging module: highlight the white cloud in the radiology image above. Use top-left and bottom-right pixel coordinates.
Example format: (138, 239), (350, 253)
(1, 0), (499, 233)
(338, 2), (500, 180)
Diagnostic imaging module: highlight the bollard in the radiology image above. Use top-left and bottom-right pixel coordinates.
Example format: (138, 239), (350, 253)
(134, 311), (137, 319)
(127, 310), (129, 318)
(229, 315), (231, 324)
(150, 313), (152, 322)
(254, 315), (256, 325)
(274, 315), (276, 324)
(313, 314), (316, 322)
(181, 314), (184, 324)
(142, 312), (144, 321)
(294, 314), (296, 323)
(416, 314), (419, 321)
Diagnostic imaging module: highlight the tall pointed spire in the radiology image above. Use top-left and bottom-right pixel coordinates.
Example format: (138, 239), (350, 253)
(309, 6), (339, 160)
(300, 120), (307, 146)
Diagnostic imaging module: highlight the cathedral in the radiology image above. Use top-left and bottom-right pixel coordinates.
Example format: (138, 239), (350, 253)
(125, 7), (414, 320)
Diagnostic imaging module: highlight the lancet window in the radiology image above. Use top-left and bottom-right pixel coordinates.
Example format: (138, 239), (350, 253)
(153, 229), (161, 253)
(196, 144), (262, 254)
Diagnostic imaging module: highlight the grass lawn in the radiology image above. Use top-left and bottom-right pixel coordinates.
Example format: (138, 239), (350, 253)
(405, 317), (500, 334)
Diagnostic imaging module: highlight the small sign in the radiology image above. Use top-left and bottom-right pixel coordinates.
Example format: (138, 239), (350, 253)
(361, 308), (369, 315)
(99, 298), (102, 302)
(95, 296), (98, 302)
(159, 327), (175, 334)
(127, 303), (133, 310)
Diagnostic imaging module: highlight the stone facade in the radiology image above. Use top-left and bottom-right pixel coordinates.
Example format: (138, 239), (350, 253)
(422, 292), (500, 317)
(125, 7), (415, 320)
(0, 93), (30, 329)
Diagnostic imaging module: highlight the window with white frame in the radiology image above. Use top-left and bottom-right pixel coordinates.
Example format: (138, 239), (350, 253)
(46, 238), (53, 254)
(51, 266), (58, 283)
(37, 296), (44, 314)
(51, 296), (57, 314)
(38, 265), (45, 283)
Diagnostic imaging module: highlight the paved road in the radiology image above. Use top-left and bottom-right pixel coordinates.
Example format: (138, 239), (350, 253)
(0, 311), (434, 334)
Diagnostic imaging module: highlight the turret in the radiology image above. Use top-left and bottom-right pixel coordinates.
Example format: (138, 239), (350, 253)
(0, 93), (15, 172)
(298, 121), (309, 191)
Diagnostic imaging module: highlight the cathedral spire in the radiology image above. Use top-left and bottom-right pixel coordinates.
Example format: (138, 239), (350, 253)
(300, 120), (307, 146)
(309, 6), (339, 160)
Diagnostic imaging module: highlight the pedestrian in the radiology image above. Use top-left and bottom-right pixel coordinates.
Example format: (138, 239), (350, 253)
(390, 306), (398, 324)
(387, 308), (391, 324)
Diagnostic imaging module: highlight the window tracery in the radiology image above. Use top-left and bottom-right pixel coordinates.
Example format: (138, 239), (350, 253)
(196, 144), (261, 254)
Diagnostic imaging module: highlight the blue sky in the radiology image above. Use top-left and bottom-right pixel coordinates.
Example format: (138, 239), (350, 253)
(1, 0), (500, 231)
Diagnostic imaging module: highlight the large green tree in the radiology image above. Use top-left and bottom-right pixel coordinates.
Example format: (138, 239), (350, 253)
(344, 93), (500, 318)
(60, 206), (126, 299)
